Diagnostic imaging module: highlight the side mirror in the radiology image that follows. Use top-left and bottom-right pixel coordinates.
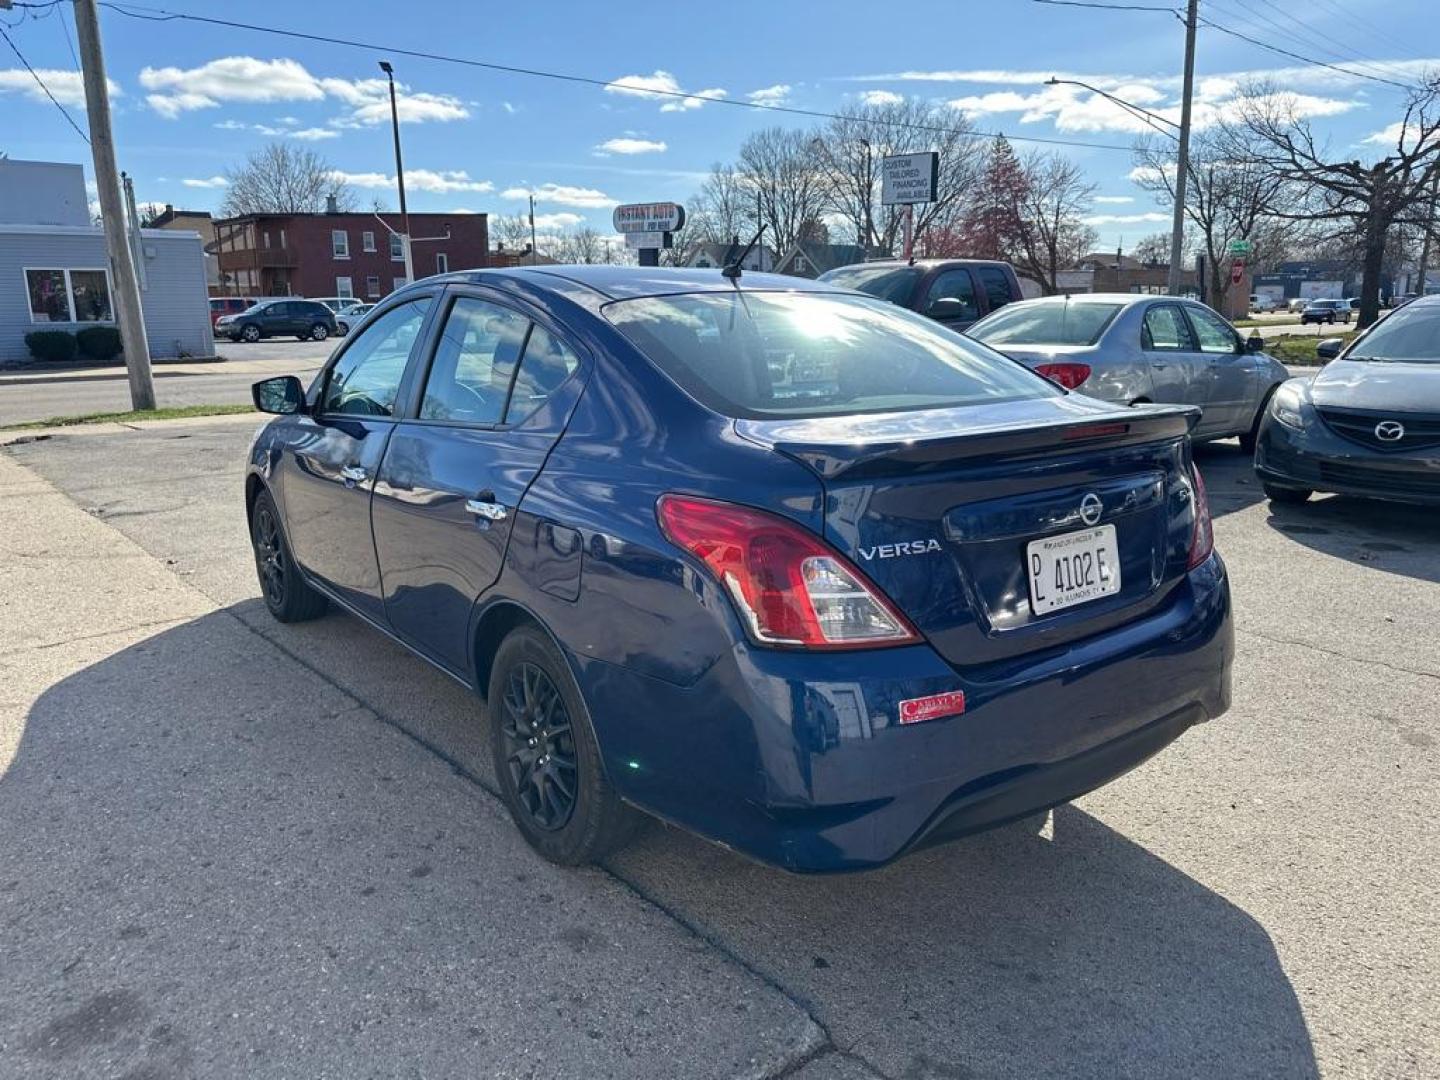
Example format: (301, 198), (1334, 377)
(1315, 338), (1344, 361)
(927, 297), (970, 321)
(1244, 334), (1265, 353)
(252, 375), (305, 415)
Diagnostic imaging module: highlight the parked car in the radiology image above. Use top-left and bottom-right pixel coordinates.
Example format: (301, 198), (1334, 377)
(217, 299), (337, 343)
(311, 296), (367, 316)
(1288, 297), (1310, 314)
(966, 294), (1289, 452)
(245, 267), (1232, 873)
(1255, 294), (1440, 506)
(816, 259), (1023, 332)
(334, 303), (374, 336)
(209, 296), (255, 327)
(1300, 298), (1352, 325)
(1249, 294), (1281, 313)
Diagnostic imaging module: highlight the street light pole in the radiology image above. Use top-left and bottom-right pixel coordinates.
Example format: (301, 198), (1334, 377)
(1168, 0), (1199, 296)
(72, 0), (154, 410)
(378, 60), (413, 283)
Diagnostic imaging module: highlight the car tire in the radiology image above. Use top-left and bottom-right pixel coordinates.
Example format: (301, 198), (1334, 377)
(250, 490), (327, 622)
(1264, 483), (1313, 505)
(489, 625), (644, 866)
(241, 324), (261, 343)
(310, 324), (329, 341)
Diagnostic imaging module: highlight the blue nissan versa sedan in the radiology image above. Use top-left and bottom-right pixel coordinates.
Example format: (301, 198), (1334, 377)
(246, 267), (1233, 873)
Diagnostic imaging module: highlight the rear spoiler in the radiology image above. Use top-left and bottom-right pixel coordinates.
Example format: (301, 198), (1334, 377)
(737, 402), (1199, 480)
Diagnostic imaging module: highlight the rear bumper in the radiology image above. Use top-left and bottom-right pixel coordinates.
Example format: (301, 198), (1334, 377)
(573, 555), (1232, 873)
(1255, 413), (1440, 505)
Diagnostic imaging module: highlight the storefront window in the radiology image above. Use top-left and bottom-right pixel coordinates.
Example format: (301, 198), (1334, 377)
(24, 268), (113, 323)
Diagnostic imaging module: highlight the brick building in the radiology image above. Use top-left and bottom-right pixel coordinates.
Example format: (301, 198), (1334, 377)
(212, 210), (488, 300)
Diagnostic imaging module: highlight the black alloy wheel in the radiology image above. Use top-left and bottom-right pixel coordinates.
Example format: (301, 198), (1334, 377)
(499, 662), (579, 831)
(241, 323), (261, 342)
(250, 491), (327, 622)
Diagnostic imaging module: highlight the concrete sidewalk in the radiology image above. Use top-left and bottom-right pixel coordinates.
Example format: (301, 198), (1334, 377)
(0, 451), (822, 1079)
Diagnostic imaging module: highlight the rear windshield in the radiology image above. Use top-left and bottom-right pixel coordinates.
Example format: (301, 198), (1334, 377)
(818, 265), (922, 305)
(604, 290), (1057, 419)
(968, 300), (1121, 347)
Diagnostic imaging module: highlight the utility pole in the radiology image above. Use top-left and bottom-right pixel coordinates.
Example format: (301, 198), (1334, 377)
(1167, 0), (1198, 297)
(378, 61), (414, 283)
(529, 194), (538, 265)
(73, 0), (154, 409)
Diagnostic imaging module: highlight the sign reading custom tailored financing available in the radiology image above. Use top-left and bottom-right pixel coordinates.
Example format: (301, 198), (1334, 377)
(881, 152), (939, 205)
(612, 202), (686, 235)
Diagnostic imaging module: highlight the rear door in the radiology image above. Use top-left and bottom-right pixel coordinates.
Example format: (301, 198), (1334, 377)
(278, 294), (436, 619)
(370, 288), (587, 674)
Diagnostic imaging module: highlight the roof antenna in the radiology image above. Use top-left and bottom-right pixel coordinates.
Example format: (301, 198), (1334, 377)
(722, 224), (766, 280)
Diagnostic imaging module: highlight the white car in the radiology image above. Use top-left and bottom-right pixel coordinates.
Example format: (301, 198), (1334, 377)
(310, 297), (366, 316)
(334, 303), (374, 336)
(1249, 294), (1281, 313)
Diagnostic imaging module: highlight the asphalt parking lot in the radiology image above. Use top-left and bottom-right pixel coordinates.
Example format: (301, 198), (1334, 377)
(2, 417), (1437, 1079)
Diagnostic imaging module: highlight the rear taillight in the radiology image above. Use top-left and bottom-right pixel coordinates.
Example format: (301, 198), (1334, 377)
(1187, 464), (1214, 570)
(656, 494), (921, 650)
(1034, 362), (1092, 389)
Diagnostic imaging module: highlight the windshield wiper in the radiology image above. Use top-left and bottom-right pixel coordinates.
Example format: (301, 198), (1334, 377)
(1344, 355), (1392, 363)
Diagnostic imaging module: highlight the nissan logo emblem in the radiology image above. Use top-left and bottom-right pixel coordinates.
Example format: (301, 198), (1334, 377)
(1079, 492), (1104, 526)
(1375, 420), (1406, 442)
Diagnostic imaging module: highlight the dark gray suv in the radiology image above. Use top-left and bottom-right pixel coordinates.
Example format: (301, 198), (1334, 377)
(216, 299), (338, 343)
(817, 259), (1025, 332)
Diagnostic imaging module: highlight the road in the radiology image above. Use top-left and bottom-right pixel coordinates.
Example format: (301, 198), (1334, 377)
(0, 341), (331, 427)
(1, 416), (1436, 1078)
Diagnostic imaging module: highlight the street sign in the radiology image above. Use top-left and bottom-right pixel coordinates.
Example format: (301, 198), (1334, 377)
(613, 202), (685, 234)
(1230, 258), (1245, 285)
(623, 230), (672, 249)
(1227, 238), (1253, 256)
(881, 152), (939, 206)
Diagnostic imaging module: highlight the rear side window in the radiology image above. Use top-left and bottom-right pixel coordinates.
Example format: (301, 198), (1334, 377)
(420, 297), (529, 424)
(605, 290), (1057, 420)
(975, 267), (1015, 313)
(970, 301), (1120, 346)
(323, 298), (431, 417)
(1142, 304), (1193, 351)
(505, 325), (580, 424)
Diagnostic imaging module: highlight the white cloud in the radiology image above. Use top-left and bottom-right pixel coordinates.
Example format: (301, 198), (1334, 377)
(605, 69), (726, 112)
(747, 83), (791, 106)
(1082, 211), (1170, 226)
(182, 176), (228, 189)
(1128, 164), (1174, 184)
(0, 68), (118, 107)
(502, 101), (517, 114)
(1093, 195), (1135, 204)
(532, 211), (586, 231)
(595, 137), (667, 155)
(853, 59), (1440, 90)
(213, 117), (340, 140)
(331, 168), (493, 194)
(502, 183), (617, 209)
(857, 90), (904, 107)
(140, 56), (467, 126)
(289, 127), (339, 141)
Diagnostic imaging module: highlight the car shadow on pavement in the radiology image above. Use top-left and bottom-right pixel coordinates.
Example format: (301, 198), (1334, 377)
(1194, 440), (1266, 520)
(1262, 496), (1440, 584)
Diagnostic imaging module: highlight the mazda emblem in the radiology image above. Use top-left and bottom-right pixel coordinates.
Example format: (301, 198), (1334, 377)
(1374, 420), (1406, 443)
(1079, 492), (1104, 526)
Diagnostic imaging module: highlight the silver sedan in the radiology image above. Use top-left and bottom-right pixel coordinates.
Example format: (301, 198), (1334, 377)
(967, 293), (1290, 452)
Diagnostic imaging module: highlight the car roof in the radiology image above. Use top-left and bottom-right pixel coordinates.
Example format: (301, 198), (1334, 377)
(419, 265), (846, 301)
(999, 292), (1172, 306)
(821, 258), (1013, 272)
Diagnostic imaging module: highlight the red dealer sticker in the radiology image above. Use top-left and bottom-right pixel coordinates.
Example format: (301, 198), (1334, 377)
(898, 690), (966, 725)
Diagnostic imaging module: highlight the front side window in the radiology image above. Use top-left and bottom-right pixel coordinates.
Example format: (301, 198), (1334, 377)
(1185, 305), (1239, 354)
(25, 268), (112, 323)
(605, 291), (1056, 420)
(1142, 304), (1193, 351)
(970, 300), (1121, 347)
(922, 270), (980, 322)
(419, 297), (529, 424)
(332, 230), (349, 259)
(323, 298), (431, 417)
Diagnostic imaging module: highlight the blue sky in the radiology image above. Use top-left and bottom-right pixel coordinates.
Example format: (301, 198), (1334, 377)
(3, 0), (1437, 254)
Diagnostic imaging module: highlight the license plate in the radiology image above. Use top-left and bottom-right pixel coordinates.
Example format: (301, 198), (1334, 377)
(1026, 524), (1120, 615)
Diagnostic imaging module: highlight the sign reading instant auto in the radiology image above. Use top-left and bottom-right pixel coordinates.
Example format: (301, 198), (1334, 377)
(881, 152), (939, 205)
(612, 202), (685, 234)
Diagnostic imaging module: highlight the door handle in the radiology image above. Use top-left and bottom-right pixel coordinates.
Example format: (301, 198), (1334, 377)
(465, 493), (508, 522)
(340, 464), (368, 484)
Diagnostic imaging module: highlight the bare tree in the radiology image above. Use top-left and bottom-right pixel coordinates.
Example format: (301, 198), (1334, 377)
(1132, 232), (1172, 265)
(220, 143), (356, 216)
(1217, 77), (1440, 325)
(814, 99), (983, 256)
(738, 127), (829, 255)
(1009, 151), (1097, 294)
(1134, 128), (1291, 309)
(492, 212), (533, 252)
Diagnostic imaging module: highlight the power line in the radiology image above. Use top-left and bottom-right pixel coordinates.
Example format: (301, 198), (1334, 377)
(1207, 0), (1417, 88)
(0, 23), (90, 143)
(1032, 0), (1178, 10)
(95, 0), (1141, 154)
(1195, 11), (1413, 90)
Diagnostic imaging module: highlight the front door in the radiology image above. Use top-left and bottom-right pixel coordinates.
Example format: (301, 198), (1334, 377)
(1184, 303), (1253, 435)
(279, 295), (435, 619)
(1140, 302), (1210, 419)
(371, 291), (586, 674)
